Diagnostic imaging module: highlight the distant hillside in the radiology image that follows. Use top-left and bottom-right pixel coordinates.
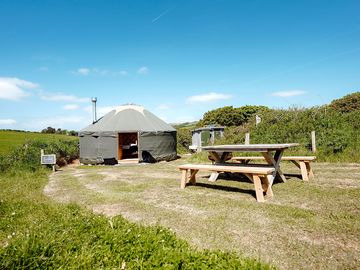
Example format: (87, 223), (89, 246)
(171, 121), (198, 130)
(0, 130), (78, 154)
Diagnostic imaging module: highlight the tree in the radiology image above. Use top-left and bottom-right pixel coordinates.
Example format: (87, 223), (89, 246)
(41, 126), (56, 134)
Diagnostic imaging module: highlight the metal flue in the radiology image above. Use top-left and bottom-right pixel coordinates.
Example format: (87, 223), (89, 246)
(91, 97), (97, 124)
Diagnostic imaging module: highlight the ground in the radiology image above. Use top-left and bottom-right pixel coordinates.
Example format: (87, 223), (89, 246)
(44, 158), (360, 270)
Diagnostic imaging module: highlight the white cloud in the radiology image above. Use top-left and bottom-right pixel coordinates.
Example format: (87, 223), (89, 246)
(73, 67), (129, 77)
(63, 104), (79, 110)
(76, 68), (90, 76)
(26, 116), (85, 130)
(271, 90), (307, 97)
(137, 66), (149, 75)
(0, 119), (17, 125)
(187, 92), (231, 103)
(156, 104), (170, 110)
(41, 93), (89, 103)
(0, 77), (39, 101)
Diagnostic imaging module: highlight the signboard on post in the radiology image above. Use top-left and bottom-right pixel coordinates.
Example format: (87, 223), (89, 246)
(41, 154), (56, 165)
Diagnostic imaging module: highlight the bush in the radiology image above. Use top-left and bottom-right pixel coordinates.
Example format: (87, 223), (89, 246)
(177, 128), (192, 154)
(195, 103), (360, 162)
(197, 105), (268, 127)
(330, 91), (360, 113)
(0, 139), (79, 173)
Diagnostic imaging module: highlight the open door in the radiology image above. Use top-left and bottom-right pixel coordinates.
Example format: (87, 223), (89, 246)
(118, 133), (138, 160)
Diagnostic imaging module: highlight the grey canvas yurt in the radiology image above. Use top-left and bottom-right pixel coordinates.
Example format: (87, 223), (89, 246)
(79, 104), (177, 164)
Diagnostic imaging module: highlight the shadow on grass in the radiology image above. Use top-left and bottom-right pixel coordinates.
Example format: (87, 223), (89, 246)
(190, 182), (256, 198)
(284, 173), (302, 180)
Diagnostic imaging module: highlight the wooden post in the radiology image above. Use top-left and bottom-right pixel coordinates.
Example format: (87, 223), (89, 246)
(40, 149), (44, 156)
(311, 131), (316, 153)
(245, 133), (250, 145)
(210, 130), (215, 145)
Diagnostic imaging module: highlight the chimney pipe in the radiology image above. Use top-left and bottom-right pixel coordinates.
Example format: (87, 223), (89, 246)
(91, 97), (97, 124)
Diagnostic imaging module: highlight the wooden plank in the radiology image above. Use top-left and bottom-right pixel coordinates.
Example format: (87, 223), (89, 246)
(253, 175), (265, 202)
(232, 156), (316, 161)
(178, 164), (275, 174)
(232, 156), (264, 161)
(299, 161), (309, 181)
(282, 156), (316, 161)
(202, 143), (299, 152)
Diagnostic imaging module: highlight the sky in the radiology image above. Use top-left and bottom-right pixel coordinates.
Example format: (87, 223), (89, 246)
(0, 0), (360, 131)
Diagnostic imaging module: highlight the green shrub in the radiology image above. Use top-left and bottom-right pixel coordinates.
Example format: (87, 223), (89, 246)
(0, 139), (79, 173)
(197, 105), (268, 127)
(177, 128), (192, 154)
(194, 101), (360, 162)
(330, 91), (360, 113)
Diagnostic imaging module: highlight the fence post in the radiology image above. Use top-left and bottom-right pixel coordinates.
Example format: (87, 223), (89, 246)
(245, 132), (250, 145)
(311, 131), (316, 153)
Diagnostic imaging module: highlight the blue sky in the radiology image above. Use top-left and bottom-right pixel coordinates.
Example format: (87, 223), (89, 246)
(0, 0), (359, 131)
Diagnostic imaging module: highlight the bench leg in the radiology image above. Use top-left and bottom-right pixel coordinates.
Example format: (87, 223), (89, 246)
(253, 175), (265, 202)
(180, 169), (188, 189)
(189, 169), (198, 184)
(208, 172), (219, 182)
(264, 175), (273, 198)
(299, 161), (309, 181)
(305, 162), (314, 180)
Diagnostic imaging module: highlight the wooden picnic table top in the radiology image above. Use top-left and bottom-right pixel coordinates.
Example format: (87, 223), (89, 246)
(202, 143), (299, 152)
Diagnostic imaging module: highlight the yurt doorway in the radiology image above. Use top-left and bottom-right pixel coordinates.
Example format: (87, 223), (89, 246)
(118, 133), (139, 161)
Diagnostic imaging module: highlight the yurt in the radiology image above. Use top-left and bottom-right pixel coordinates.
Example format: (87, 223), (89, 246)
(79, 104), (177, 164)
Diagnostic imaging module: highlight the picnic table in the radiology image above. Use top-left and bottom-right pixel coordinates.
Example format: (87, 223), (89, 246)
(202, 143), (299, 183)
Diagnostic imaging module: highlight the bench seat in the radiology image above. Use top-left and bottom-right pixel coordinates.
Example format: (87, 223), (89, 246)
(178, 163), (275, 202)
(231, 156), (316, 181)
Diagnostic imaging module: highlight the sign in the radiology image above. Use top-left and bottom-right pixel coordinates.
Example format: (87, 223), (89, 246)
(41, 154), (56, 165)
(255, 115), (261, 126)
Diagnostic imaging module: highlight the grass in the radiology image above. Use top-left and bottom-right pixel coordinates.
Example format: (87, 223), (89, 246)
(0, 130), (78, 154)
(45, 159), (360, 269)
(0, 168), (270, 269)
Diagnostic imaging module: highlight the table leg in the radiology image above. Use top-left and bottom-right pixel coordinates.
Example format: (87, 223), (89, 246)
(208, 172), (219, 182)
(207, 151), (231, 182)
(262, 150), (287, 183)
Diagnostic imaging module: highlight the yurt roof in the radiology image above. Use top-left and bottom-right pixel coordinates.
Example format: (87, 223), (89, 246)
(80, 104), (175, 133)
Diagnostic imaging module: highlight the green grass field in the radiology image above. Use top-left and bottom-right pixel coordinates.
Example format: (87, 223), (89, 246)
(0, 130), (78, 154)
(0, 169), (269, 269)
(47, 159), (360, 269)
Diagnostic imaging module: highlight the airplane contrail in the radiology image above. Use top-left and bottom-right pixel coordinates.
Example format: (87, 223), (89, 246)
(152, 7), (173, 23)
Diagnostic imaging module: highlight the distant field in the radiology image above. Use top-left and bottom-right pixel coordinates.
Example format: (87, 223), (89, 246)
(0, 130), (78, 154)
